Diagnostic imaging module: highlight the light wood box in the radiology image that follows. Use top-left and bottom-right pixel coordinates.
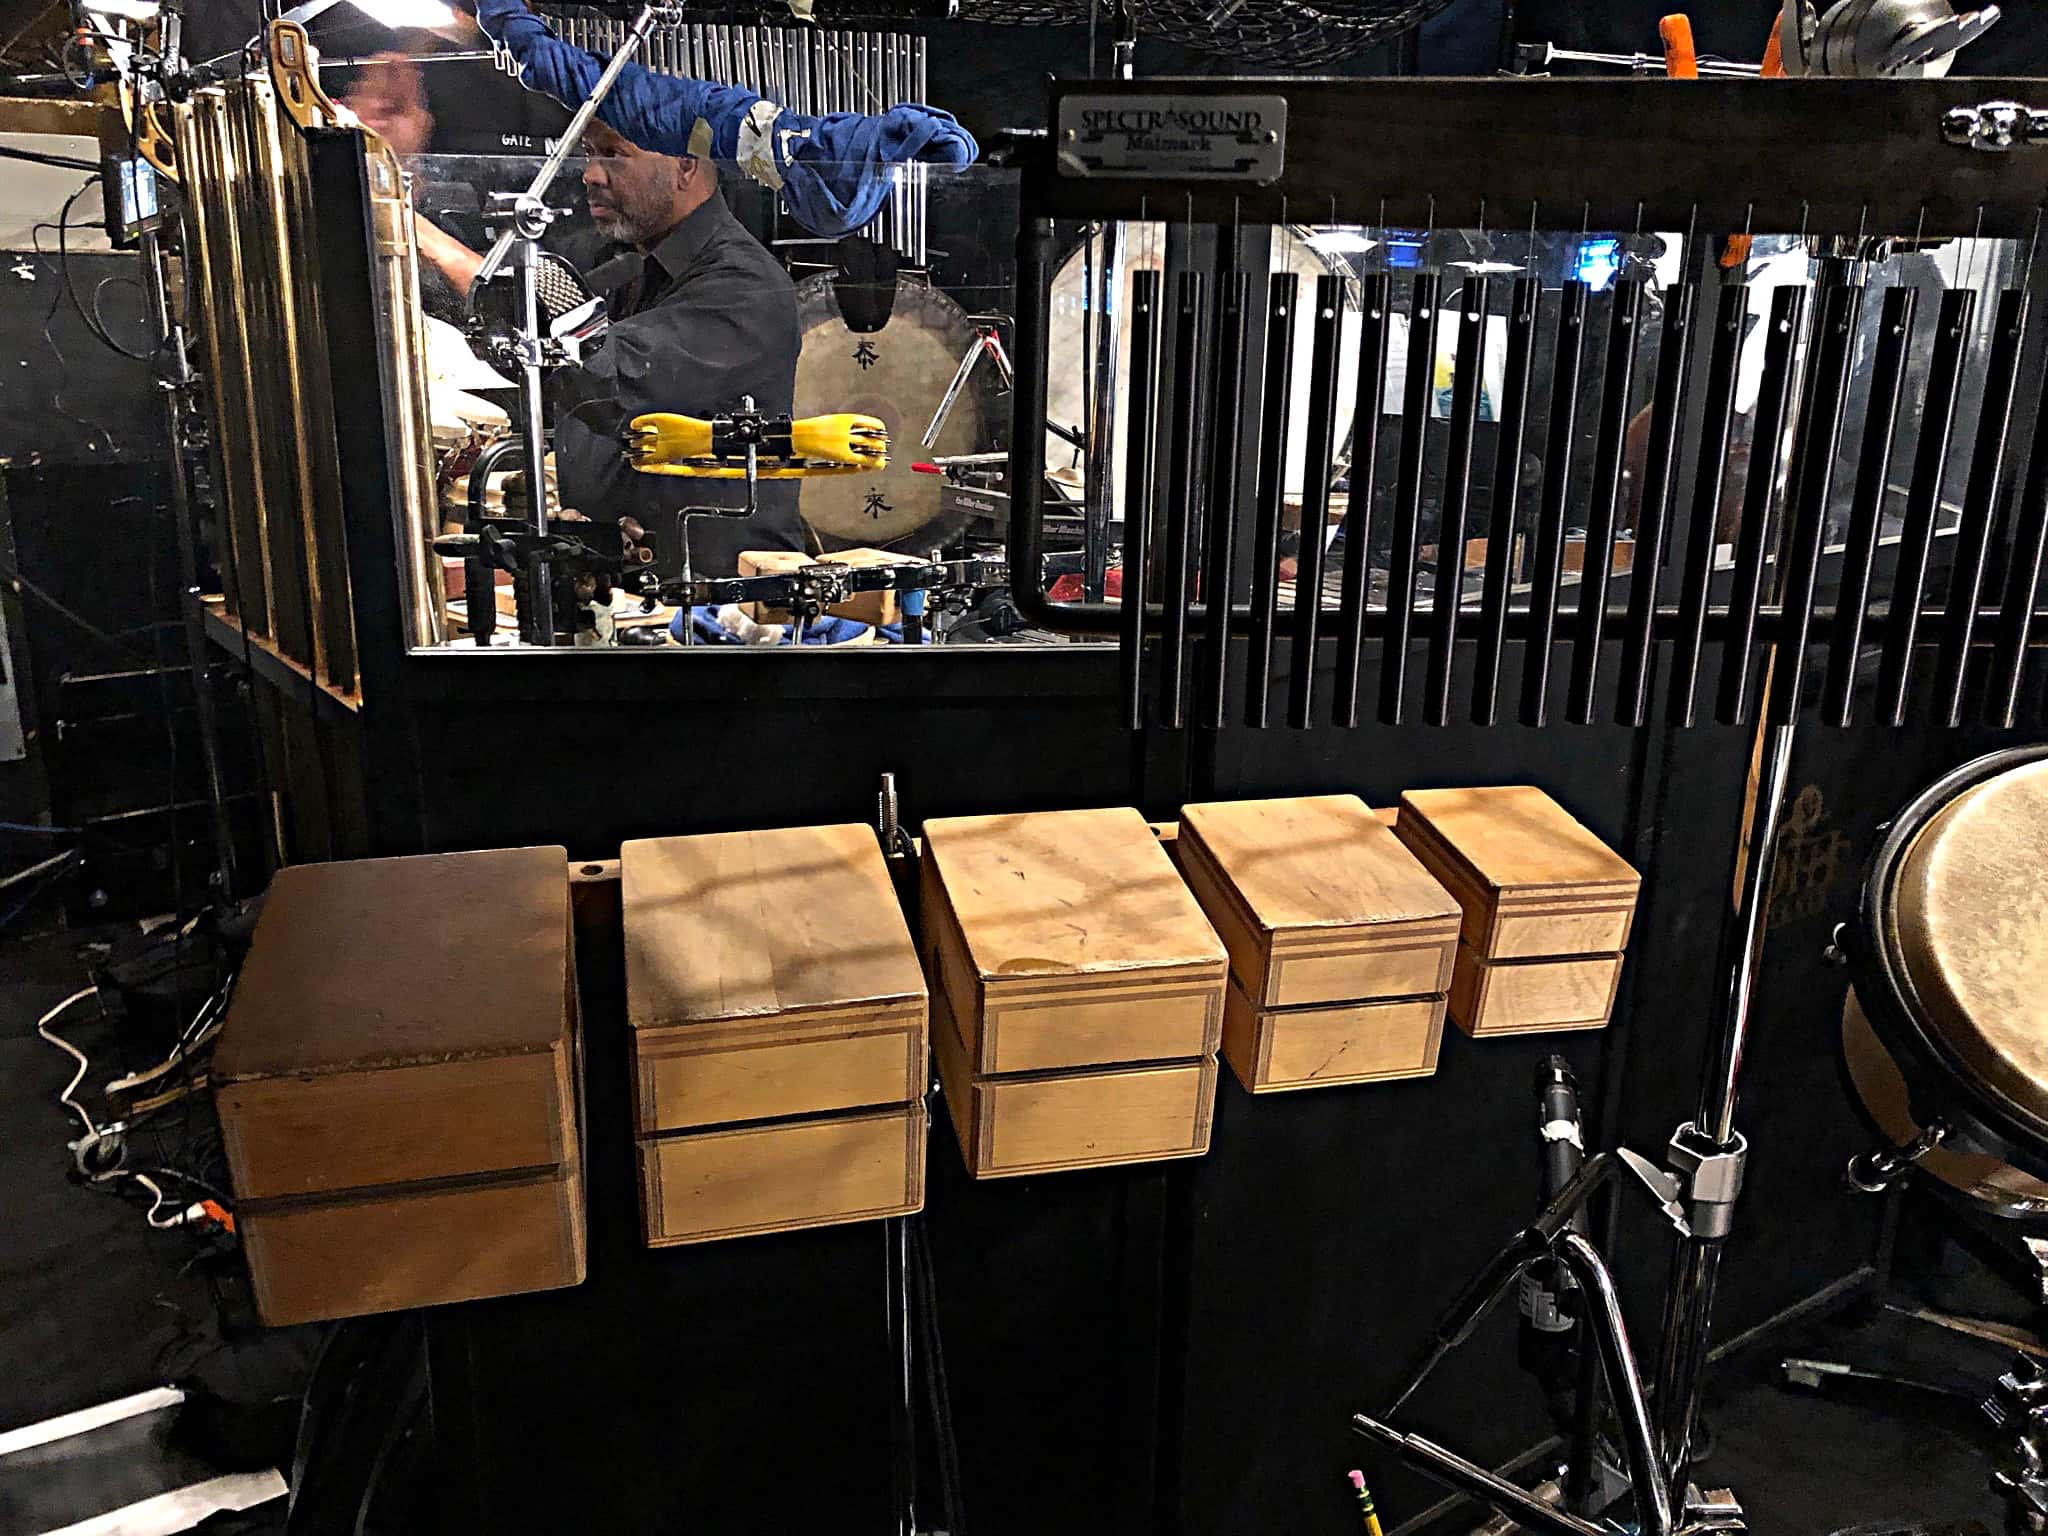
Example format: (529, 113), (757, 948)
(931, 978), (1216, 1178)
(622, 824), (927, 1133)
(1178, 795), (1460, 1010)
(639, 1106), (925, 1246)
(1394, 787), (1640, 961)
(737, 546), (907, 629)
(1447, 946), (1626, 1036)
(1220, 983), (1446, 1094)
(237, 1163), (585, 1328)
(214, 846), (585, 1325)
(920, 807), (1227, 1076)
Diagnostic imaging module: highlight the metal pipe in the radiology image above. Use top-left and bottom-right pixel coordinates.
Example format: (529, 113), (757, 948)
(1670, 284), (1743, 725)
(1348, 1418), (1608, 1536)
(1245, 275), (1298, 728)
(138, 226), (238, 898)
(1877, 288), (1975, 724)
(1290, 275), (1346, 728)
(1336, 272), (1393, 727)
(1426, 278), (1488, 725)
(1767, 281), (1863, 725)
(1521, 280), (1589, 725)
(1989, 350), (2048, 727)
(1935, 287), (2030, 725)
(1160, 274), (1206, 729)
(1472, 276), (1538, 726)
(1118, 271), (1163, 728)
(1199, 273), (1250, 729)
(1381, 273), (1441, 725)
(1568, 278), (1643, 723)
(1824, 286), (1917, 726)
(1616, 281), (1697, 727)
(1084, 225), (1125, 600)
(1716, 284), (1807, 725)
(513, 242), (555, 645)
(1556, 1232), (1673, 1536)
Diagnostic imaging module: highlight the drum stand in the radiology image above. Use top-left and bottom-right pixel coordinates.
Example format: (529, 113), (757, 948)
(1351, 722), (1794, 1536)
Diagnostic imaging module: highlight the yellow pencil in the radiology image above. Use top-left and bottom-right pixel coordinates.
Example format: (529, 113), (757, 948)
(1348, 1470), (1385, 1536)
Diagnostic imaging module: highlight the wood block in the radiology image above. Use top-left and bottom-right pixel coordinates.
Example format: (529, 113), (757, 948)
(215, 846), (576, 1201)
(1447, 945), (1624, 1036)
(921, 807), (1226, 1075)
(1220, 984), (1445, 1094)
(1178, 795), (1460, 1009)
(638, 1107), (924, 1246)
(237, 1162), (585, 1327)
(930, 978), (1216, 1178)
(623, 825), (926, 1132)
(1395, 787), (1640, 960)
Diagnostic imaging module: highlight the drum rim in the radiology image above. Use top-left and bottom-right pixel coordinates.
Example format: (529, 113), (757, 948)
(1849, 744), (2048, 1175)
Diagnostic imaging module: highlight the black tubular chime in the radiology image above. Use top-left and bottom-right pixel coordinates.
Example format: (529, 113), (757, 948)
(1006, 78), (2048, 734)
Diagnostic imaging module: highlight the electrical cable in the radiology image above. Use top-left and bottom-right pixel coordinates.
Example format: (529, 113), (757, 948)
(36, 986), (103, 1139)
(0, 550), (157, 668)
(28, 182), (119, 454)
(56, 177), (155, 361)
(0, 143), (100, 173)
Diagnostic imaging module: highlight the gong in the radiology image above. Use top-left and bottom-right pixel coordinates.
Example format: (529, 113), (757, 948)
(794, 276), (1004, 550)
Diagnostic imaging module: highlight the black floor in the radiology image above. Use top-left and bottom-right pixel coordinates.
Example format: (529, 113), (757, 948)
(0, 920), (2029, 1533)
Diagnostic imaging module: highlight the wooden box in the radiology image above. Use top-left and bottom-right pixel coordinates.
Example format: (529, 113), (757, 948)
(638, 1106), (925, 1245)
(930, 978), (1216, 1178)
(1394, 787), (1640, 961)
(1395, 787), (1640, 1037)
(920, 807), (1227, 1076)
(623, 824), (927, 1133)
(215, 846), (584, 1326)
(1178, 795), (1460, 1010)
(1220, 983), (1446, 1094)
(621, 824), (927, 1245)
(1447, 949), (1626, 1036)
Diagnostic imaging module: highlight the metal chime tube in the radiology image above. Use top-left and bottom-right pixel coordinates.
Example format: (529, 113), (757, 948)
(1567, 278), (1644, 722)
(1245, 275), (1297, 728)
(1381, 273), (1441, 725)
(1289, 275), (1346, 728)
(1669, 284), (1747, 726)
(1198, 273), (1251, 729)
(1472, 276), (1538, 726)
(1425, 278), (1488, 726)
(1335, 272), (1393, 728)
(1118, 271), (1164, 729)
(1160, 273), (1207, 729)
(1615, 281), (1696, 727)
(1520, 280), (1588, 726)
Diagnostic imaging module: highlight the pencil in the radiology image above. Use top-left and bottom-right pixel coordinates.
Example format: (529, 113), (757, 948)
(1348, 1469), (1385, 1536)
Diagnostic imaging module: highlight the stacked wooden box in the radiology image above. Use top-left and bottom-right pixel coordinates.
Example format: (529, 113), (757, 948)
(214, 847), (585, 1327)
(1395, 786), (1641, 1036)
(921, 807), (1228, 1178)
(1176, 795), (1463, 1094)
(622, 824), (928, 1245)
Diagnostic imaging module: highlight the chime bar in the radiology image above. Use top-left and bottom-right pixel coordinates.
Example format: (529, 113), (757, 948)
(1289, 275), (1346, 729)
(1335, 271), (1393, 729)
(1243, 274), (1297, 730)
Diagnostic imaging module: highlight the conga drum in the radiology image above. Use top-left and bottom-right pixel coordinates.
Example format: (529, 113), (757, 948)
(1841, 747), (2048, 1205)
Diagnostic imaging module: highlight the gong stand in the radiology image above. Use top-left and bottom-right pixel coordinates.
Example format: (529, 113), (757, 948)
(1002, 73), (2048, 1534)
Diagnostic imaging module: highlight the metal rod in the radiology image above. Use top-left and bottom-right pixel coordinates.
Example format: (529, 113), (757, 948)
(1555, 1232), (1674, 1536)
(1350, 1417), (1609, 1536)
(1567, 278), (1645, 722)
(1716, 284), (1808, 725)
(1669, 284), (1744, 725)
(1084, 220), (1126, 600)
(1823, 286), (1917, 726)
(1290, 274), (1347, 728)
(1520, 280), (1589, 726)
(513, 241), (555, 645)
(1245, 274), (1298, 728)
(1472, 276), (1539, 726)
(1989, 354), (2048, 727)
(1336, 272), (1394, 728)
(1199, 272), (1251, 729)
(1616, 281), (1697, 726)
(1381, 272), (1441, 725)
(1425, 278), (1489, 725)
(1877, 288), (1975, 724)
(1118, 270), (1164, 729)
(1160, 273), (1207, 730)
(1767, 281), (1863, 725)
(1934, 287), (2031, 725)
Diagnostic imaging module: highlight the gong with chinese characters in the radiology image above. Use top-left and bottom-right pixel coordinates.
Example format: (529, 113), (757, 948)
(794, 275), (1004, 549)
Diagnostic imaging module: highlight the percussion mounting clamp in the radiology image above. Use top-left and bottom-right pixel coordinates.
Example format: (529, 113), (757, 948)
(1845, 1119), (1950, 1193)
(1665, 1124), (1750, 1240)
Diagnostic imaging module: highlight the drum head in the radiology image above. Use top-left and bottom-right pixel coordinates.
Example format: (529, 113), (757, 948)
(794, 276), (1003, 551)
(1855, 747), (2048, 1172)
(1841, 988), (2048, 1213)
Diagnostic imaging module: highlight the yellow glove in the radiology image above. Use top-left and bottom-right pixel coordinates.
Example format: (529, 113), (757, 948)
(790, 413), (889, 470)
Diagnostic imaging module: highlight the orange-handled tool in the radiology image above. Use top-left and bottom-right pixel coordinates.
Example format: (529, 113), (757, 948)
(1659, 13), (1698, 78)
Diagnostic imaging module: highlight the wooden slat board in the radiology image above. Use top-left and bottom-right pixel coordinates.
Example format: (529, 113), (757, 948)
(1179, 795), (1459, 1009)
(237, 1162), (585, 1327)
(1446, 947), (1624, 1036)
(1395, 788), (1639, 960)
(622, 825), (927, 1133)
(638, 1107), (924, 1246)
(920, 807), (1226, 1075)
(1220, 985), (1445, 1094)
(931, 975), (1217, 1178)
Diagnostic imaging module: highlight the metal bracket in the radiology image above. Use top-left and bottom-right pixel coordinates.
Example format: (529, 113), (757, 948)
(1942, 100), (2048, 151)
(1619, 1146), (1693, 1237)
(1666, 1124), (1749, 1241)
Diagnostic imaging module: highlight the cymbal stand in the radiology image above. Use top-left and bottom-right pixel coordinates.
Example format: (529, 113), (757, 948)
(474, 1), (681, 644)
